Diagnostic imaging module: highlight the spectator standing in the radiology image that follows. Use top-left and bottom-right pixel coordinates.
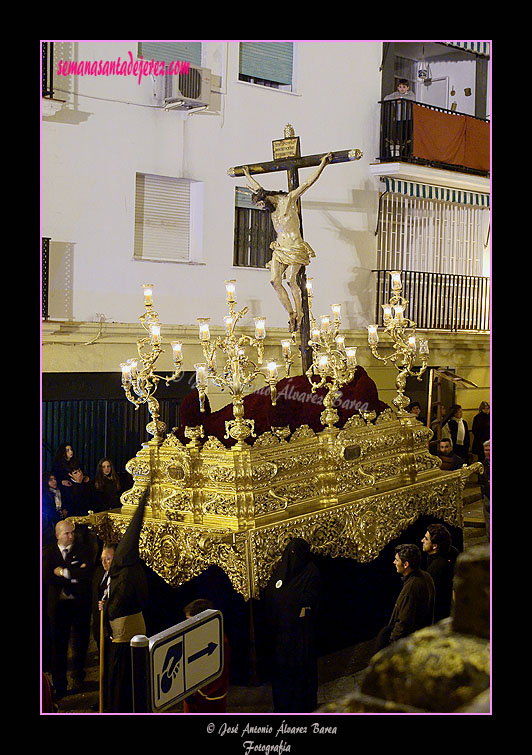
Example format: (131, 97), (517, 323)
(52, 444), (82, 488)
(437, 438), (464, 471)
(375, 544), (435, 651)
(441, 405), (470, 462)
(479, 440), (490, 538)
(43, 520), (94, 699)
(421, 524), (459, 622)
(94, 458), (122, 511)
(471, 402), (490, 462)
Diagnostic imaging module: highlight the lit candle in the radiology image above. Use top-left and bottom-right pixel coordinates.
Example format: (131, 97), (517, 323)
(194, 363), (207, 387)
(267, 361), (278, 380)
(224, 316), (234, 336)
(311, 328), (321, 344)
(225, 280), (236, 302)
(390, 271), (402, 291)
(254, 317), (266, 340)
(306, 278), (313, 294)
(281, 339), (291, 358)
(331, 303), (341, 323)
(120, 362), (132, 384)
(171, 341), (183, 362)
(318, 354), (329, 372)
(408, 335), (417, 351)
(367, 325), (379, 345)
(150, 323), (161, 344)
(320, 315), (331, 334)
(393, 304), (405, 322)
(197, 318), (211, 341)
(345, 347), (358, 367)
(335, 334), (345, 351)
(142, 284), (154, 307)
(382, 303), (393, 322)
(128, 359), (138, 379)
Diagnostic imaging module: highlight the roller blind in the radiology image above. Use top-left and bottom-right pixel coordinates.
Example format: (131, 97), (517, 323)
(138, 42), (202, 66)
(134, 173), (191, 262)
(239, 42), (293, 85)
(235, 185), (255, 209)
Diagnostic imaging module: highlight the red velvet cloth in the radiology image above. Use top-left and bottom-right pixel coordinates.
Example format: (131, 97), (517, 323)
(412, 104), (490, 173)
(174, 367), (389, 448)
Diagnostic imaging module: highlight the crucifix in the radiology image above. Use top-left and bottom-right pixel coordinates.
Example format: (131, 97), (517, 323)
(228, 124), (363, 372)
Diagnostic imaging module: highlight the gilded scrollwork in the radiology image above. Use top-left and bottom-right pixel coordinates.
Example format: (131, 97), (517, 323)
(289, 425), (316, 441)
(78, 408), (478, 599)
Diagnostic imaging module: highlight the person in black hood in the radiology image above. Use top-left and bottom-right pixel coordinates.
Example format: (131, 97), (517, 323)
(104, 487), (150, 712)
(263, 537), (321, 712)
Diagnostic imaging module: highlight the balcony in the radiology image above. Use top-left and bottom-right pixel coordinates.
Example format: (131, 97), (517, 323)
(374, 269), (490, 332)
(378, 99), (490, 178)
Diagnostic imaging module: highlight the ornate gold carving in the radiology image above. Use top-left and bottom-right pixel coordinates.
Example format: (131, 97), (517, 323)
(78, 406), (476, 599)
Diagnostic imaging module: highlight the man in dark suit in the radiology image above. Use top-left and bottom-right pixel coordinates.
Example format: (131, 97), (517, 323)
(43, 520), (94, 699)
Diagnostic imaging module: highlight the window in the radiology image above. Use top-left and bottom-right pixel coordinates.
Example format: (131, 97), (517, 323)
(238, 42), (294, 91)
(377, 192), (485, 276)
(233, 186), (275, 268)
(137, 41), (202, 68)
(134, 173), (203, 263)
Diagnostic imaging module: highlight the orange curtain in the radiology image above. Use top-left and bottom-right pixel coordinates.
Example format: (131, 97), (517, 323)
(412, 104), (489, 172)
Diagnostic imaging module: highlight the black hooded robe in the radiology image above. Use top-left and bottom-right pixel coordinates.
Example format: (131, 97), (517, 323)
(263, 538), (321, 713)
(104, 492), (149, 713)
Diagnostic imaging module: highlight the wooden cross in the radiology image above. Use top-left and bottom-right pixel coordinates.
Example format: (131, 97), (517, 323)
(228, 125), (362, 371)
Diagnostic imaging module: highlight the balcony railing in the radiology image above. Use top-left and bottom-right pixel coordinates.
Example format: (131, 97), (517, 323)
(374, 269), (490, 332)
(379, 99), (490, 177)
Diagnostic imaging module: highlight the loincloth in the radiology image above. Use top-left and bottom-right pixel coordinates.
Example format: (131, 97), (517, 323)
(266, 240), (316, 269)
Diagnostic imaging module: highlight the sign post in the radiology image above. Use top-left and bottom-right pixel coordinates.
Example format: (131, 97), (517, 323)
(131, 609), (224, 713)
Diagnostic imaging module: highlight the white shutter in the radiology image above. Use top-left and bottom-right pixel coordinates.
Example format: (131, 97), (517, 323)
(239, 42), (293, 86)
(134, 173), (190, 262)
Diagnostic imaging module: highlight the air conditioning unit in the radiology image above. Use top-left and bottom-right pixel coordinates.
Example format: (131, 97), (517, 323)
(153, 63), (212, 111)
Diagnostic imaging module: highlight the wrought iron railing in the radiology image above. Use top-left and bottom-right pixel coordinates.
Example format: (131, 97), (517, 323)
(374, 269), (490, 332)
(378, 99), (490, 177)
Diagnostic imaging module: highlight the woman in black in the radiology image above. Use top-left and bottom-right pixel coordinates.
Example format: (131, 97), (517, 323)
(441, 405), (470, 462)
(94, 457), (122, 511)
(52, 443), (82, 488)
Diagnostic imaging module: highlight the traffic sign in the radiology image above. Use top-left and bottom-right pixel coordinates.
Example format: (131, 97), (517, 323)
(142, 609), (224, 712)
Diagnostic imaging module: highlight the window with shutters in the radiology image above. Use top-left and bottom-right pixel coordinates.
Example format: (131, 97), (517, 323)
(134, 173), (204, 264)
(377, 192), (485, 276)
(238, 42), (295, 91)
(137, 41), (202, 68)
(233, 186), (275, 268)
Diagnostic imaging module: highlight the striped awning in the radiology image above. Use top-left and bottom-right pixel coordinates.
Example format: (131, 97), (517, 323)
(439, 41), (490, 57)
(382, 177), (490, 207)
